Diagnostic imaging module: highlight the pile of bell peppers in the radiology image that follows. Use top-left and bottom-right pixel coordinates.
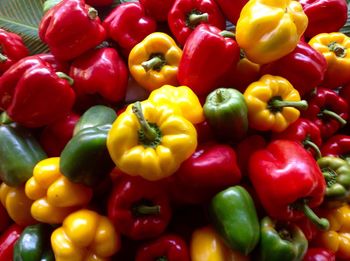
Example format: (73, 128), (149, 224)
(1, 0), (350, 260)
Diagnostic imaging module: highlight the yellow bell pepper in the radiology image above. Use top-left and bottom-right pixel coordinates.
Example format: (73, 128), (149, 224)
(0, 183), (36, 226)
(51, 209), (120, 261)
(148, 84), (204, 124)
(236, 0), (308, 64)
(25, 157), (93, 224)
(191, 226), (250, 261)
(107, 100), (197, 181)
(243, 74), (308, 132)
(129, 32), (182, 92)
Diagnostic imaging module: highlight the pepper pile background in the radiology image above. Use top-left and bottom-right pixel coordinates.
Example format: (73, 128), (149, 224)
(1, 0), (350, 260)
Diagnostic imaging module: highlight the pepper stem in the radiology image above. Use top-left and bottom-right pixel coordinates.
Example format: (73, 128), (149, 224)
(156, 257), (168, 261)
(215, 89), (225, 103)
(329, 42), (347, 58)
(0, 112), (12, 124)
(132, 101), (158, 142)
(219, 30), (236, 39)
(133, 205), (160, 216)
(88, 7), (98, 19)
(300, 203), (329, 231)
(188, 12), (208, 26)
(56, 72), (74, 85)
(303, 140), (322, 159)
(141, 56), (164, 72)
(0, 53), (7, 62)
(269, 98), (308, 111)
(320, 109), (347, 126)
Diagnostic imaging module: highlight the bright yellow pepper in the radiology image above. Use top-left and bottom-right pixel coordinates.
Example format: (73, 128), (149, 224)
(148, 84), (204, 124)
(191, 226), (250, 261)
(243, 74), (308, 132)
(25, 157), (93, 224)
(0, 183), (36, 226)
(51, 209), (120, 261)
(107, 100), (197, 181)
(129, 32), (182, 92)
(236, 0), (308, 64)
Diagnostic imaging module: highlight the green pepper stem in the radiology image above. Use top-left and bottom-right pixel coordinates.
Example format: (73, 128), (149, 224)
(303, 140), (322, 159)
(301, 203), (329, 231)
(88, 7), (98, 19)
(215, 89), (225, 103)
(188, 12), (208, 25)
(132, 101), (158, 142)
(0, 112), (12, 124)
(141, 56), (164, 72)
(156, 257), (168, 261)
(0, 53), (7, 62)
(219, 30), (236, 39)
(133, 205), (160, 215)
(321, 109), (347, 126)
(56, 72), (74, 86)
(328, 42), (347, 58)
(270, 99), (308, 110)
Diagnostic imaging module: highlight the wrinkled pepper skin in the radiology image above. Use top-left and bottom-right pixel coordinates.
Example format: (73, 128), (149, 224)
(139, 0), (175, 21)
(214, 0), (248, 25)
(236, 0), (308, 64)
(0, 224), (23, 261)
(302, 247), (336, 261)
(210, 186), (260, 255)
(51, 209), (120, 261)
(39, 0), (106, 61)
(321, 134), (350, 164)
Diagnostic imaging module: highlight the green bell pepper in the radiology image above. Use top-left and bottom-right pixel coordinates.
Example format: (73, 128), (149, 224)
(209, 185), (260, 255)
(259, 216), (308, 261)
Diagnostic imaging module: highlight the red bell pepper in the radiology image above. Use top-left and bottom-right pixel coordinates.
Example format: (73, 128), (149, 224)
(39, 0), (106, 61)
(178, 24), (240, 97)
(0, 29), (28, 75)
(302, 87), (348, 139)
(0, 224), (23, 260)
(321, 134), (350, 161)
(340, 83), (350, 128)
(168, 0), (226, 46)
(69, 47), (128, 104)
(139, 0), (175, 21)
(302, 247), (336, 261)
(260, 41), (327, 97)
(0, 204), (10, 233)
(295, 216), (319, 242)
(32, 53), (70, 74)
(194, 120), (215, 144)
(103, 2), (157, 56)
(108, 174), (172, 240)
(300, 0), (348, 39)
(135, 234), (190, 261)
(0, 56), (75, 128)
(249, 140), (329, 230)
(85, 0), (113, 6)
(214, 0), (248, 25)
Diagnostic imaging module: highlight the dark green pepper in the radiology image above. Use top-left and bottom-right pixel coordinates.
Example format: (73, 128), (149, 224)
(13, 223), (55, 261)
(209, 185), (260, 255)
(203, 88), (248, 142)
(60, 124), (115, 187)
(259, 216), (308, 261)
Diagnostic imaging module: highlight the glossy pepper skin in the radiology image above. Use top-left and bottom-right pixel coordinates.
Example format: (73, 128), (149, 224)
(214, 0), (248, 25)
(139, 0), (175, 21)
(243, 75), (308, 132)
(260, 41), (327, 97)
(168, 0), (226, 46)
(103, 2), (156, 55)
(0, 224), (23, 261)
(39, 0), (106, 61)
(321, 134), (350, 164)
(236, 0), (308, 64)
(178, 24), (240, 96)
(210, 186), (260, 255)
(85, 0), (113, 6)
(107, 100), (197, 181)
(25, 157), (93, 224)
(0, 29), (28, 75)
(0, 56), (76, 128)
(259, 216), (308, 261)
(51, 209), (120, 261)
(136, 234), (190, 261)
(302, 247), (336, 261)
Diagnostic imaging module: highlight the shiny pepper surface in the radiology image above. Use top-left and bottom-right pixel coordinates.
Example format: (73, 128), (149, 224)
(25, 157), (93, 224)
(236, 0), (308, 64)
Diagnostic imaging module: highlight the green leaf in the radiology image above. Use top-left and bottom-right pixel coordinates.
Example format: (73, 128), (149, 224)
(0, 0), (48, 55)
(340, 2), (350, 36)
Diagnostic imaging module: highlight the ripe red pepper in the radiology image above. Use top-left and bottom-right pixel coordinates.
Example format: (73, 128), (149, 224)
(340, 83), (350, 126)
(135, 234), (190, 261)
(0, 29), (28, 75)
(260, 41), (327, 97)
(32, 53), (70, 74)
(39, 0), (106, 61)
(178, 24), (240, 97)
(321, 134), (350, 161)
(302, 247), (336, 261)
(0, 204), (10, 233)
(214, 0), (248, 25)
(108, 175), (172, 240)
(85, 0), (113, 6)
(103, 2), (157, 56)
(194, 120), (215, 144)
(139, 0), (175, 21)
(302, 87), (348, 139)
(69, 47), (128, 104)
(0, 224), (23, 260)
(249, 140), (329, 230)
(168, 0), (226, 46)
(0, 56), (75, 128)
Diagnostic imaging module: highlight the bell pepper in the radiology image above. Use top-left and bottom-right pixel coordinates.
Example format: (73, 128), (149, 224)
(0, 29), (28, 75)
(236, 0), (308, 65)
(0, 203), (10, 233)
(0, 121), (47, 187)
(139, 0), (175, 21)
(51, 209), (120, 261)
(243, 74), (308, 132)
(32, 53), (70, 74)
(25, 157), (93, 224)
(194, 120), (215, 144)
(107, 100), (197, 181)
(191, 226), (250, 261)
(39, 0), (106, 61)
(0, 56), (76, 128)
(148, 84), (204, 124)
(85, 0), (113, 6)
(321, 134), (350, 164)
(13, 223), (54, 261)
(308, 32), (350, 89)
(203, 88), (248, 142)
(214, 0), (248, 25)
(69, 47), (128, 104)
(249, 140), (329, 230)
(260, 41), (327, 97)
(0, 183), (36, 226)
(167, 0), (226, 46)
(135, 234), (190, 261)
(272, 118), (323, 159)
(108, 174), (172, 240)
(0, 224), (23, 261)
(178, 24), (240, 96)
(302, 87), (348, 139)
(300, 0), (348, 39)
(209, 186), (260, 255)
(302, 247), (336, 261)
